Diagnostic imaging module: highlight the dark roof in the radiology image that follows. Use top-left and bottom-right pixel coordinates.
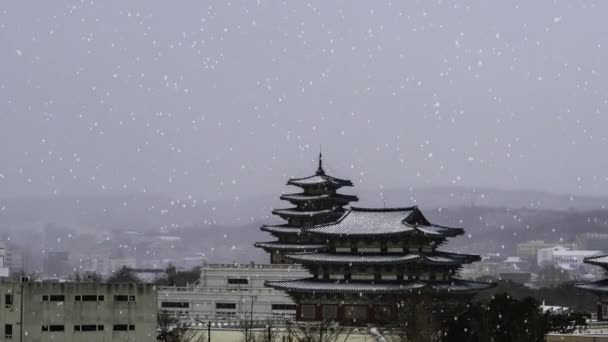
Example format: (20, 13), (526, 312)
(287, 174), (353, 188)
(273, 208), (336, 217)
(254, 241), (328, 252)
(305, 207), (464, 238)
(287, 253), (419, 265)
(261, 224), (303, 235)
(584, 255), (608, 268)
(576, 279), (608, 293)
(280, 193), (358, 203)
(286, 251), (480, 266)
(266, 278), (493, 294)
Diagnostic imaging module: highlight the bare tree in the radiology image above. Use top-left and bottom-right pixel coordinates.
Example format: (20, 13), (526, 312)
(158, 311), (206, 342)
(284, 320), (353, 342)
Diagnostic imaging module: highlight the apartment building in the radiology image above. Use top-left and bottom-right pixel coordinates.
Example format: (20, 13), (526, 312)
(0, 281), (157, 342)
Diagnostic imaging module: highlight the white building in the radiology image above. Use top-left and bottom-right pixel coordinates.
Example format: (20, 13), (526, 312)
(0, 242), (9, 278)
(537, 246), (602, 270)
(158, 262), (310, 325)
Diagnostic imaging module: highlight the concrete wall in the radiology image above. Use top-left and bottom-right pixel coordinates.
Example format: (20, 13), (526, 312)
(0, 282), (157, 342)
(547, 335), (608, 342)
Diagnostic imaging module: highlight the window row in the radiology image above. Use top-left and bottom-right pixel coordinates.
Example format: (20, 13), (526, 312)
(40, 295), (136, 302)
(41, 324), (136, 332)
(161, 301), (189, 308)
(227, 278), (249, 285)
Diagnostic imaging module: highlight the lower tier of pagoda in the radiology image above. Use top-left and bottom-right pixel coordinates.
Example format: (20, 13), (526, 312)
(266, 278), (492, 294)
(576, 279), (608, 293)
(286, 251), (480, 266)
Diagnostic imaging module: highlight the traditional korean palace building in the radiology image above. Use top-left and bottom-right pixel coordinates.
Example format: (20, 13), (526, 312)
(576, 255), (608, 321)
(255, 155), (492, 325)
(265, 207), (492, 324)
(255, 154), (358, 264)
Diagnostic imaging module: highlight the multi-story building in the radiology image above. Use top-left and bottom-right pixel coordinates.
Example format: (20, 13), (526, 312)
(158, 263), (310, 324)
(255, 154), (358, 264)
(537, 246), (602, 270)
(517, 240), (558, 261)
(0, 281), (157, 342)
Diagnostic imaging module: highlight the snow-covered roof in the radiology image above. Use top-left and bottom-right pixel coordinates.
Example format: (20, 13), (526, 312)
(280, 193), (358, 203)
(253, 241), (328, 252)
(272, 208), (336, 217)
(576, 279), (608, 293)
(266, 278), (493, 294)
(584, 254), (608, 267)
(304, 207), (464, 238)
(286, 251), (480, 266)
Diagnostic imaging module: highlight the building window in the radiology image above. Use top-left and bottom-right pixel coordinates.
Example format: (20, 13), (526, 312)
(113, 324), (135, 331)
(75, 295), (104, 302)
(216, 303), (236, 310)
(5, 324), (12, 339)
(114, 295), (136, 302)
(161, 302), (190, 309)
(42, 295), (65, 302)
(322, 305), (337, 320)
(42, 325), (65, 332)
(5, 294), (12, 307)
(271, 304), (296, 311)
(82, 325), (98, 332)
(301, 304), (315, 320)
(227, 278), (249, 285)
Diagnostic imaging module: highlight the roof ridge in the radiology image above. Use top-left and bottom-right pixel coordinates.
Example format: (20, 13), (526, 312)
(350, 206), (417, 212)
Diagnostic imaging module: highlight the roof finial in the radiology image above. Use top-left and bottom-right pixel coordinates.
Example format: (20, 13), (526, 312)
(316, 147), (324, 175)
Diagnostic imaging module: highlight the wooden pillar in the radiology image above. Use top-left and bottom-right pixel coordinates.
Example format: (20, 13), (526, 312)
(296, 304), (302, 321)
(367, 304), (375, 324)
(315, 304), (323, 321)
(337, 304), (345, 323)
(598, 300), (603, 321)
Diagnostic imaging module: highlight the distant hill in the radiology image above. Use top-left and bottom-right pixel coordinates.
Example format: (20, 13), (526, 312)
(2, 187), (608, 264)
(1, 186), (607, 231)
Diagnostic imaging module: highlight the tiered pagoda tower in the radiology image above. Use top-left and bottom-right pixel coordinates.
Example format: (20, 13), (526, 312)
(576, 255), (608, 321)
(254, 154), (358, 264)
(265, 206), (493, 325)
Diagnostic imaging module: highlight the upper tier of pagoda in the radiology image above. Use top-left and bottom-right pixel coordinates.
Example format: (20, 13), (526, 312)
(286, 156), (354, 189)
(255, 154), (358, 263)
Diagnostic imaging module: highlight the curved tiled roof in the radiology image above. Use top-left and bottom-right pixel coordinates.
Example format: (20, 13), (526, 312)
(576, 279), (608, 293)
(260, 225), (303, 235)
(304, 207), (464, 238)
(253, 241), (328, 252)
(280, 193), (358, 203)
(584, 255), (608, 267)
(272, 208), (336, 217)
(287, 173), (353, 188)
(266, 278), (493, 294)
(287, 253), (420, 265)
(286, 251), (480, 266)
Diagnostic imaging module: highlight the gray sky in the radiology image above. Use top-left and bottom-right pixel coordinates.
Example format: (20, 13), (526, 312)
(1, 1), (607, 202)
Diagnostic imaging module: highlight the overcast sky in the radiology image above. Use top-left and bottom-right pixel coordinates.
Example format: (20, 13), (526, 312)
(1, 1), (607, 202)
